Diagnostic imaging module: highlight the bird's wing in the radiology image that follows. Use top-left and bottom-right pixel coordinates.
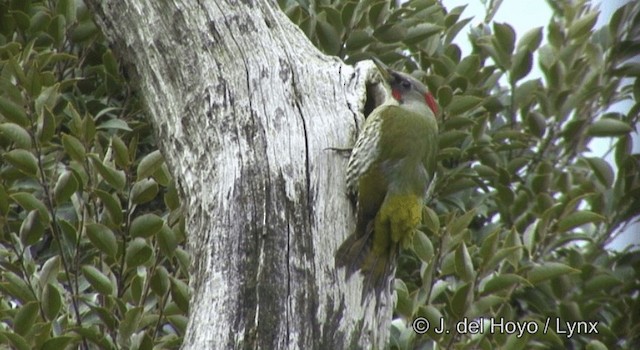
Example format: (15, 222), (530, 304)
(346, 109), (384, 197)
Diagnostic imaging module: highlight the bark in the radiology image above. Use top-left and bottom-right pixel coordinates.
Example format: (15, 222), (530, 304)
(85, 0), (392, 348)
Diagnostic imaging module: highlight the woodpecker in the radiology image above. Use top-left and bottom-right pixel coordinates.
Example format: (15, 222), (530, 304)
(335, 58), (439, 296)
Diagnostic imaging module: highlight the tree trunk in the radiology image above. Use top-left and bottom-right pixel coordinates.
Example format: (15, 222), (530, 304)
(85, 0), (392, 348)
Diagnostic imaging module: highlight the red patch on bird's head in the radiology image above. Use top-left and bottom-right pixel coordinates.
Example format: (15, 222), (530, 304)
(392, 89), (402, 102)
(425, 93), (438, 115)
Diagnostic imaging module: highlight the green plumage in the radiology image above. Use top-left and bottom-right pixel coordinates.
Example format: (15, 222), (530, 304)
(336, 96), (438, 297)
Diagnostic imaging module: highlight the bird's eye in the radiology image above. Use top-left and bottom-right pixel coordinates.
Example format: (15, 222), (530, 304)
(401, 80), (411, 89)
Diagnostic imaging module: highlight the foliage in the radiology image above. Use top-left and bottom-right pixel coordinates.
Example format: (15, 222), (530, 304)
(0, 0), (188, 349)
(280, 0), (640, 348)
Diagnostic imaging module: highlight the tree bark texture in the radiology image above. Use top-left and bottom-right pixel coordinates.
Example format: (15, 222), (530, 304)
(85, 0), (392, 348)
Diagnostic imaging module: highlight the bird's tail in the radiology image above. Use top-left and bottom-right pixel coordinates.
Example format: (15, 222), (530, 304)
(335, 227), (396, 299)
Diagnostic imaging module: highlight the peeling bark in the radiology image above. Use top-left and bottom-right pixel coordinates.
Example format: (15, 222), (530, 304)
(85, 0), (392, 348)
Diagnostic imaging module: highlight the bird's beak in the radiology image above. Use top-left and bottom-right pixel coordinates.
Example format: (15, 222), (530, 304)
(371, 57), (392, 82)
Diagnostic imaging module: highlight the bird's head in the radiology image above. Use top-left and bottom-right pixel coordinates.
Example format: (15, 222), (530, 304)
(372, 58), (439, 116)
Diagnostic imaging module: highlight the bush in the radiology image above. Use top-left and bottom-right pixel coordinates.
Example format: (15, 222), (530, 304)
(0, 1), (187, 348)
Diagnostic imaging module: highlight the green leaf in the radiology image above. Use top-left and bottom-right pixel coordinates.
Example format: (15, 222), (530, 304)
(61, 134), (86, 162)
(54, 170), (78, 203)
(517, 27), (543, 51)
(510, 50), (532, 83)
(0, 123), (32, 148)
(90, 155), (126, 191)
(584, 157), (614, 188)
(493, 22), (516, 55)
(568, 11), (598, 39)
(130, 213), (164, 238)
(150, 266), (170, 296)
(455, 242), (474, 281)
(527, 262), (580, 284)
(456, 55), (480, 77)
(112, 135), (130, 168)
(95, 189), (123, 226)
(447, 95), (483, 115)
(587, 118), (632, 137)
(481, 273), (529, 294)
(126, 238), (153, 267)
(170, 277), (190, 313)
(0, 96), (29, 126)
(96, 118), (132, 131)
(412, 230), (434, 262)
(14, 301), (40, 335)
(86, 223), (118, 258)
(373, 23), (406, 43)
(316, 20), (341, 55)
(449, 209), (476, 236)
(41, 336), (74, 350)
(450, 282), (471, 318)
(82, 265), (114, 295)
(20, 210), (45, 246)
(38, 256), (61, 288)
(1, 331), (30, 350)
(557, 210), (605, 232)
(158, 224), (178, 257)
(131, 178), (159, 204)
(404, 23), (442, 45)
(118, 307), (143, 347)
(11, 192), (50, 222)
(4, 149), (38, 176)
(136, 150), (164, 180)
(41, 283), (62, 320)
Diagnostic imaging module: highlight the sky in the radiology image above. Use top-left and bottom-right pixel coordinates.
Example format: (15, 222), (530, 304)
(441, 0), (639, 251)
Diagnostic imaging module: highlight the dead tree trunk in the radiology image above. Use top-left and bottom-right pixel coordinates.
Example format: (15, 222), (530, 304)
(85, 0), (392, 348)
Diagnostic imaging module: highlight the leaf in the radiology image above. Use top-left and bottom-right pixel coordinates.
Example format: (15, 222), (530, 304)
(557, 211), (605, 232)
(20, 210), (45, 246)
(54, 170), (78, 203)
(130, 213), (164, 238)
(568, 11), (598, 39)
(0, 96), (29, 126)
(118, 307), (143, 347)
(136, 150), (164, 180)
(527, 262), (580, 284)
(11, 192), (50, 222)
(150, 266), (170, 296)
(96, 118), (132, 131)
(493, 22), (516, 55)
(158, 224), (178, 257)
(14, 301), (40, 335)
(126, 238), (153, 267)
(89, 155), (126, 191)
(454, 242), (474, 281)
(4, 149), (38, 176)
(447, 95), (483, 115)
(95, 190), (123, 226)
(0, 123), (31, 148)
(316, 20), (341, 55)
(481, 273), (529, 294)
(517, 27), (543, 51)
(82, 265), (114, 295)
(41, 283), (62, 320)
(587, 118), (632, 137)
(510, 50), (532, 83)
(449, 209), (476, 236)
(86, 223), (118, 258)
(584, 157), (614, 188)
(131, 178), (159, 204)
(61, 134), (86, 162)
(412, 230), (434, 262)
(404, 23), (442, 45)
(41, 336), (74, 350)
(170, 277), (190, 313)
